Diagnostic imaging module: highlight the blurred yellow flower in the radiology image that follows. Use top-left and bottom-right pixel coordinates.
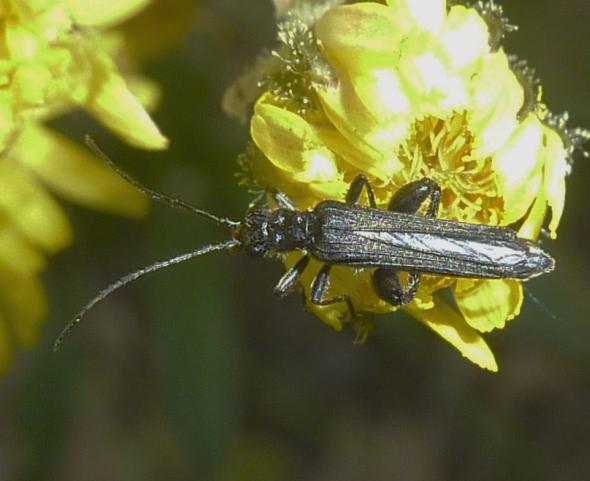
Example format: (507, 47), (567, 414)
(0, 0), (168, 373)
(236, 0), (589, 371)
(120, 0), (200, 61)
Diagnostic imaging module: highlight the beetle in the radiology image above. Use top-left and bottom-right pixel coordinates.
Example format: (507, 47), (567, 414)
(53, 139), (555, 350)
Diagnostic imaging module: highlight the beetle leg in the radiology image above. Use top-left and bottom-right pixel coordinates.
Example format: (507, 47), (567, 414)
(388, 178), (441, 217)
(346, 174), (377, 208)
(250, 189), (298, 210)
(273, 255), (310, 297)
(269, 189), (298, 210)
(310, 265), (381, 339)
(311, 264), (345, 304)
(372, 268), (421, 306)
(379, 179), (441, 307)
(310, 264), (355, 311)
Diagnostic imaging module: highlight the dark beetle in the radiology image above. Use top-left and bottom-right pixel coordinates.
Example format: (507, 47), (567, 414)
(53, 140), (555, 350)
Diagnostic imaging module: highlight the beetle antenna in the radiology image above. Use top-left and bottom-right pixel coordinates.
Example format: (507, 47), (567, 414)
(53, 239), (241, 351)
(85, 136), (240, 229)
(523, 284), (561, 323)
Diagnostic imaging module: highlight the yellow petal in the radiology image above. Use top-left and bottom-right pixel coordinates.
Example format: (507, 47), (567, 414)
(125, 75), (162, 113)
(469, 52), (524, 158)
(387, 0), (446, 34)
(0, 265), (48, 347)
(118, 0), (199, 61)
(4, 21), (41, 59)
(16, 125), (149, 218)
(542, 126), (568, 238)
(12, 63), (52, 107)
(313, 122), (402, 186)
(84, 53), (168, 150)
(317, 84), (406, 180)
(30, 3), (72, 42)
(306, 302), (347, 332)
(251, 96), (319, 174)
(412, 287), (436, 310)
(8, 0), (54, 18)
(315, 3), (414, 73)
(352, 68), (411, 121)
(0, 311), (14, 376)
(400, 48), (469, 116)
(251, 96), (344, 185)
(454, 279), (523, 332)
(317, 3), (460, 118)
(65, 0), (151, 28)
(494, 114), (545, 226)
(0, 162), (72, 253)
(405, 294), (498, 371)
(0, 225), (47, 276)
(0, 96), (16, 152)
(9, 0), (71, 30)
(437, 5), (489, 70)
(517, 186), (546, 240)
(306, 181), (349, 201)
(329, 265), (390, 315)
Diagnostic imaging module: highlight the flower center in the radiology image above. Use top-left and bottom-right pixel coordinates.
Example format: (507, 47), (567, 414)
(397, 112), (502, 225)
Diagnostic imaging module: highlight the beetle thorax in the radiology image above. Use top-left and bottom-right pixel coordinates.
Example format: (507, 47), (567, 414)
(235, 207), (314, 257)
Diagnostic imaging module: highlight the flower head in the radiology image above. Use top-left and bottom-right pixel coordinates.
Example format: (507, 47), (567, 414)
(234, 0), (589, 370)
(0, 0), (168, 373)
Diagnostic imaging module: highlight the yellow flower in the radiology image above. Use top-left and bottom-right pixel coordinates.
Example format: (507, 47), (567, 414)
(236, 0), (589, 371)
(0, 0), (168, 373)
(119, 0), (201, 61)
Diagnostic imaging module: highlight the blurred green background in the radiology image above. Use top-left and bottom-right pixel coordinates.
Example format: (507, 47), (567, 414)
(2, 0), (590, 480)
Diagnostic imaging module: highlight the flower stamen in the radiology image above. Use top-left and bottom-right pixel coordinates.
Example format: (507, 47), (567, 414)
(396, 112), (499, 223)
